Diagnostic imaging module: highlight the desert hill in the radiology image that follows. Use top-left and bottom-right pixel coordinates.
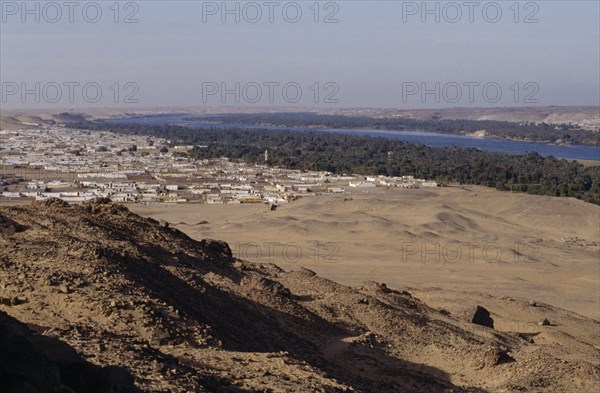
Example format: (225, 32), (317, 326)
(0, 112), (92, 130)
(2, 106), (599, 131)
(0, 199), (598, 392)
(328, 106), (600, 130)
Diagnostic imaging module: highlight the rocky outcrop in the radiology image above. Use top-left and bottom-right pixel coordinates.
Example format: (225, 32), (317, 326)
(468, 305), (495, 329)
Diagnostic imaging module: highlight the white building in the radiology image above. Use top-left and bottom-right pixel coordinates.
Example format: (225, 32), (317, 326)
(349, 181), (376, 188)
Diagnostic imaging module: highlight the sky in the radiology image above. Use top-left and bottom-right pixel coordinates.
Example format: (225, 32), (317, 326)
(1, 0), (599, 109)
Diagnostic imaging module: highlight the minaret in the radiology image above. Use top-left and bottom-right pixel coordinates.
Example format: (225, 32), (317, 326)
(387, 151), (395, 163)
(264, 150), (269, 162)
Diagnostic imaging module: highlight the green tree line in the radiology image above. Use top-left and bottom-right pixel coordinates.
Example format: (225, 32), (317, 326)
(185, 113), (599, 146)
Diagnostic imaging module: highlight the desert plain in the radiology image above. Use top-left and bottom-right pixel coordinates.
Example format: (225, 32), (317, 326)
(130, 185), (600, 321)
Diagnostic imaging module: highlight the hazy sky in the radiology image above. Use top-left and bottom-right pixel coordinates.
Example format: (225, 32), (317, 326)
(1, 0), (599, 109)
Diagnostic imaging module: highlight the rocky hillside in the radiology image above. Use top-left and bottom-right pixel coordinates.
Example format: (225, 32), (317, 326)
(0, 309), (141, 393)
(0, 199), (598, 392)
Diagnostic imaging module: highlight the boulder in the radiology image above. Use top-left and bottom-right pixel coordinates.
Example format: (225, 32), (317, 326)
(199, 239), (233, 259)
(361, 281), (392, 294)
(538, 318), (551, 326)
(468, 306), (494, 329)
(246, 276), (292, 298)
(298, 267), (317, 277)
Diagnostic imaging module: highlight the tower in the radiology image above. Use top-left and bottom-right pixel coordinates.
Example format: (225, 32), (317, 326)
(387, 151), (395, 164)
(264, 150), (269, 162)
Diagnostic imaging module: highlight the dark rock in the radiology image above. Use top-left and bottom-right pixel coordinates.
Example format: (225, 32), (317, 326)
(361, 281), (392, 294)
(200, 239), (233, 259)
(479, 346), (516, 368)
(89, 197), (112, 205)
(298, 267), (317, 277)
(469, 306), (494, 329)
(250, 277), (291, 298)
(34, 198), (70, 209)
(495, 350), (516, 365)
(0, 213), (27, 234)
(538, 318), (551, 326)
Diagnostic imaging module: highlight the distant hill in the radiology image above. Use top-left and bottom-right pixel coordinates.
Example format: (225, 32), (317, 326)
(321, 106), (600, 131)
(0, 112), (91, 130)
(2, 106), (599, 131)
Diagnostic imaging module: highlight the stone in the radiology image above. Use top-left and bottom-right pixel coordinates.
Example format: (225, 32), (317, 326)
(199, 239), (233, 259)
(361, 281), (391, 294)
(249, 277), (292, 298)
(469, 306), (494, 329)
(298, 267), (317, 277)
(233, 261), (244, 270)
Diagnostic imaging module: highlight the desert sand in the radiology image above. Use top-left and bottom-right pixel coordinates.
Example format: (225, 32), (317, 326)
(130, 186), (600, 321)
(1, 197), (599, 392)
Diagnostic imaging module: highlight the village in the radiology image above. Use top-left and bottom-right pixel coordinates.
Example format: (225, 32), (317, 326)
(0, 127), (437, 205)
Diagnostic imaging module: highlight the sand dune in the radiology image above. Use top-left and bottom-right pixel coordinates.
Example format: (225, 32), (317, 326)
(131, 186), (600, 320)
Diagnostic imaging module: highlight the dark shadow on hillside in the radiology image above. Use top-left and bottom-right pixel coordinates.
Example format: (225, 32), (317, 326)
(112, 252), (490, 393)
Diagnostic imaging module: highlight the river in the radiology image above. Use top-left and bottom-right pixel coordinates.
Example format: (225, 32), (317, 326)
(111, 114), (600, 161)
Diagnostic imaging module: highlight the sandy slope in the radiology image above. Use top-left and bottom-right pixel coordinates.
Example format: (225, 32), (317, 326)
(130, 186), (600, 321)
(1, 198), (598, 392)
